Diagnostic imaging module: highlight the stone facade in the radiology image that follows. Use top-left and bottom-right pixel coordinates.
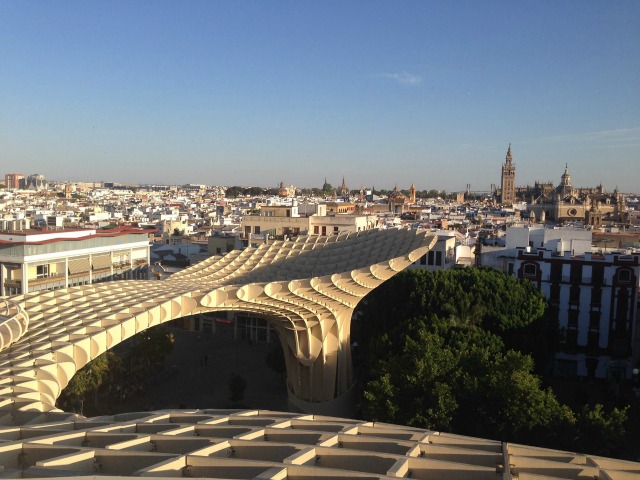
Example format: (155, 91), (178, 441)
(526, 165), (627, 225)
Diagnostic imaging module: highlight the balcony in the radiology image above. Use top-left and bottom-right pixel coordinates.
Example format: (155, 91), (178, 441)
(240, 229), (277, 242)
(3, 279), (21, 289)
(543, 275), (607, 286)
(28, 273), (65, 287)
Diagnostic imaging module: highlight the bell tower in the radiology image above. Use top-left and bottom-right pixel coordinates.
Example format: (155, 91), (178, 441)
(500, 144), (516, 205)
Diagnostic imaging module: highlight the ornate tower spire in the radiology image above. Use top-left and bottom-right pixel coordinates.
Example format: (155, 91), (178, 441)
(500, 144), (516, 205)
(557, 163), (572, 197)
(340, 176), (348, 196)
(560, 164), (571, 186)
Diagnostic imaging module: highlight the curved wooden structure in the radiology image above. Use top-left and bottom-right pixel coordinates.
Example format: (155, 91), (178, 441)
(0, 408), (634, 480)
(0, 229), (637, 479)
(0, 228), (435, 416)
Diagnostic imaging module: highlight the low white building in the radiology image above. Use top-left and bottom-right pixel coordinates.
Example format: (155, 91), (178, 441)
(411, 233), (457, 271)
(0, 227), (152, 295)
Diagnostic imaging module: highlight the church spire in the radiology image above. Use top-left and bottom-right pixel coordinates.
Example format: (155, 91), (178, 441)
(340, 176), (348, 196)
(505, 143), (513, 165)
(561, 164), (571, 185)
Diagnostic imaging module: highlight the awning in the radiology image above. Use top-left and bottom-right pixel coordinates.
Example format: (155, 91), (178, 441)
(92, 255), (112, 270)
(68, 258), (90, 274)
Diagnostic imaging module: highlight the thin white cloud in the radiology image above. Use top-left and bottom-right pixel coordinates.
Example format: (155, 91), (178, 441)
(548, 127), (640, 143)
(381, 72), (423, 86)
(522, 127), (640, 146)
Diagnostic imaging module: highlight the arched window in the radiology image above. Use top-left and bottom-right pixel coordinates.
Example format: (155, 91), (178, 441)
(523, 263), (537, 278)
(618, 269), (631, 284)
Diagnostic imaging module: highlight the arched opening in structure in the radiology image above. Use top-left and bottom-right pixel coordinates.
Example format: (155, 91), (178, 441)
(56, 319), (291, 416)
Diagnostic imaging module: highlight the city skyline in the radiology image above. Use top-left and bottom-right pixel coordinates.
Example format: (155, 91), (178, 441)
(1, 1), (639, 191)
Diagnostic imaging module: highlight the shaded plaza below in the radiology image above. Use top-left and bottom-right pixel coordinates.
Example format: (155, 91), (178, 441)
(113, 327), (289, 413)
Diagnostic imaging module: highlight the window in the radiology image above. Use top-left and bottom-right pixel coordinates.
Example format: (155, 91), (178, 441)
(589, 311), (600, 330)
(321, 226), (327, 236)
(36, 264), (50, 278)
(550, 263), (562, 283)
(570, 264), (582, 283)
(420, 254), (427, 266)
(428, 251), (435, 266)
(565, 328), (578, 348)
(523, 263), (537, 277)
(286, 209), (291, 217)
(550, 284), (561, 303)
(591, 287), (602, 306)
(618, 269), (631, 283)
(585, 358), (598, 378)
(615, 288), (629, 332)
(569, 285), (581, 304)
(446, 247), (454, 264)
(592, 265), (604, 285)
(568, 309), (579, 327)
(436, 251), (442, 266)
(334, 226), (339, 234)
(254, 226), (260, 234)
(244, 226), (250, 235)
(313, 226), (319, 234)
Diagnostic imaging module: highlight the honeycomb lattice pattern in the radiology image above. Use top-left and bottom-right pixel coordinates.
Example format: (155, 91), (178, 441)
(0, 228), (435, 414)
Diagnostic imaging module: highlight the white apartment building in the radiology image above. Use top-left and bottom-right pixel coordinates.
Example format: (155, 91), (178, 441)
(480, 225), (640, 380)
(515, 246), (639, 380)
(0, 227), (152, 296)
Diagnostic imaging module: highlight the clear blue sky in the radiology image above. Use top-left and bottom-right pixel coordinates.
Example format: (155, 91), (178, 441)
(1, 1), (639, 192)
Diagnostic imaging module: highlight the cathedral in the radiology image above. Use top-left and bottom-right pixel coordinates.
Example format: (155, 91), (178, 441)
(524, 165), (627, 226)
(496, 147), (627, 226)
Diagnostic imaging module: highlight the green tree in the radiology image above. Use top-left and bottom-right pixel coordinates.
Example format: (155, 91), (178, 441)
(225, 186), (243, 198)
(356, 268), (629, 455)
(130, 325), (174, 373)
(362, 326), (459, 430)
(356, 268), (553, 371)
(574, 404), (628, 457)
(58, 351), (122, 415)
(360, 317), (572, 442)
